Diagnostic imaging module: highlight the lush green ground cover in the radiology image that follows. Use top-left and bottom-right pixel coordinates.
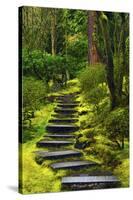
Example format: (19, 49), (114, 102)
(20, 79), (129, 194)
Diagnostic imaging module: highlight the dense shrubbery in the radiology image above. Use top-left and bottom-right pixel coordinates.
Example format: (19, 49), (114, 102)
(79, 64), (108, 111)
(22, 48), (85, 90)
(23, 77), (46, 126)
(79, 64), (106, 90)
(67, 34), (88, 62)
(104, 107), (129, 149)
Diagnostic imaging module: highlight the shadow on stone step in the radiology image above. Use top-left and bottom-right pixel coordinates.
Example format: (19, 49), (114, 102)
(46, 124), (79, 133)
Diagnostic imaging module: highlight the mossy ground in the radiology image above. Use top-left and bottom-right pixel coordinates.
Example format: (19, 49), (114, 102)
(20, 79), (129, 194)
(19, 80), (81, 194)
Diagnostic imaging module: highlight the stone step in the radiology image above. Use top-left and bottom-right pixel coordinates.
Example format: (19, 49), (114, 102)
(50, 160), (98, 170)
(61, 176), (120, 190)
(57, 100), (80, 104)
(54, 108), (78, 114)
(37, 140), (74, 147)
(48, 118), (78, 123)
(44, 134), (75, 138)
(35, 150), (82, 159)
(51, 114), (78, 118)
(57, 103), (79, 108)
(56, 97), (76, 101)
(56, 94), (77, 99)
(46, 124), (79, 133)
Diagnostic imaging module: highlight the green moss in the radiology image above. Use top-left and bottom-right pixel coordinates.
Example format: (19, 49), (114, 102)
(21, 77), (129, 193)
(20, 104), (60, 194)
(114, 159), (129, 187)
(20, 152), (61, 194)
(82, 128), (95, 138)
(22, 104), (54, 143)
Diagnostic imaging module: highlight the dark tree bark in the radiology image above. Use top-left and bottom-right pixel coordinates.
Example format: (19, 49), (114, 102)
(88, 11), (94, 64)
(117, 14), (126, 98)
(88, 11), (99, 65)
(97, 12), (117, 109)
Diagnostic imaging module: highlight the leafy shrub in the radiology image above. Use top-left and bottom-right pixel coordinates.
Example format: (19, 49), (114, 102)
(91, 141), (118, 166)
(23, 77), (46, 125)
(79, 64), (107, 110)
(85, 86), (107, 111)
(79, 112), (95, 129)
(79, 63), (106, 91)
(105, 108), (129, 149)
(67, 34), (88, 62)
(22, 48), (85, 88)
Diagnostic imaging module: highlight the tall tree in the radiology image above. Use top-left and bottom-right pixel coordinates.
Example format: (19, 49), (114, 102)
(97, 11), (117, 109)
(88, 11), (99, 64)
(117, 14), (126, 98)
(50, 9), (57, 55)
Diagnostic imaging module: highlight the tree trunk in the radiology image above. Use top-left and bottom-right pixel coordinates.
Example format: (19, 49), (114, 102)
(88, 11), (99, 65)
(51, 9), (56, 56)
(98, 12), (117, 109)
(117, 14), (126, 98)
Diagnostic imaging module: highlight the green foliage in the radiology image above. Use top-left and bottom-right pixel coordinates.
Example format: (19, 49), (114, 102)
(22, 104), (54, 143)
(79, 112), (95, 129)
(19, 104), (62, 194)
(20, 7), (129, 192)
(94, 97), (110, 122)
(79, 64), (107, 110)
(64, 9), (87, 35)
(23, 77), (46, 125)
(67, 34), (88, 62)
(85, 86), (107, 110)
(105, 108), (129, 149)
(114, 159), (129, 187)
(22, 48), (85, 89)
(79, 64), (106, 91)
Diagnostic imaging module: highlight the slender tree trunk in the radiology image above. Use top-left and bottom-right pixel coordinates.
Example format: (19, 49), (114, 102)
(51, 9), (56, 56)
(88, 11), (95, 64)
(98, 12), (117, 109)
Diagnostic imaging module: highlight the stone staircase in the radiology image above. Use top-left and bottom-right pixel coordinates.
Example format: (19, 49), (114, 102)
(35, 93), (120, 191)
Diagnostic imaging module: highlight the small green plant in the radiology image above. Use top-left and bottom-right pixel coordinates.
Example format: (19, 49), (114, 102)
(105, 108), (129, 149)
